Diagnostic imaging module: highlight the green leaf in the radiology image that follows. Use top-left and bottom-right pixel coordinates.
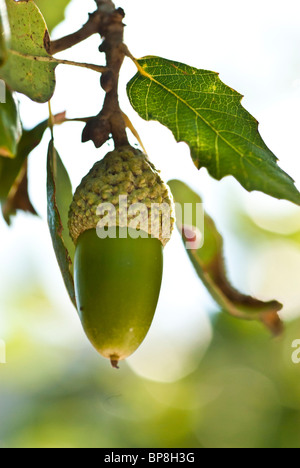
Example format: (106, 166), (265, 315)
(47, 139), (76, 307)
(0, 0), (56, 103)
(0, 88), (22, 158)
(34, 0), (72, 33)
(0, 0), (10, 65)
(128, 56), (300, 206)
(168, 179), (283, 335)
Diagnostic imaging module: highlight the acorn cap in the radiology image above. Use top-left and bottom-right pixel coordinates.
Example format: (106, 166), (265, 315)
(68, 146), (174, 246)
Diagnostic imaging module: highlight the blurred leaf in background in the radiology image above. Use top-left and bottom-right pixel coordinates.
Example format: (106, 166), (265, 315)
(34, 0), (72, 33)
(169, 179), (283, 334)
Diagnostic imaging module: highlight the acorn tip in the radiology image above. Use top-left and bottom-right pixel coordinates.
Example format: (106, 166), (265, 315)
(110, 358), (120, 369)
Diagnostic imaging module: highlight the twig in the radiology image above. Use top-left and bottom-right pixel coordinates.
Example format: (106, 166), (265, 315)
(50, 0), (131, 149)
(48, 101), (54, 140)
(10, 50), (108, 73)
(49, 11), (103, 55)
(65, 117), (92, 124)
(82, 1), (130, 148)
(49, 2), (116, 55)
(95, 0), (116, 12)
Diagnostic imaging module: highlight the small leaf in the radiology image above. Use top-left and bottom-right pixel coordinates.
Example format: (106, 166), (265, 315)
(0, 88), (22, 158)
(0, 0), (10, 65)
(2, 160), (37, 224)
(34, 0), (72, 33)
(128, 56), (300, 206)
(168, 179), (283, 335)
(47, 139), (76, 307)
(0, 114), (65, 219)
(0, 0), (56, 103)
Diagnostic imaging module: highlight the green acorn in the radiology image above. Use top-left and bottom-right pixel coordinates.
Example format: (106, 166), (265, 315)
(68, 146), (173, 367)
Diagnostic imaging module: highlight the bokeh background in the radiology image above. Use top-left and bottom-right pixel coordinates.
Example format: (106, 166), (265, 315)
(1, 0), (300, 448)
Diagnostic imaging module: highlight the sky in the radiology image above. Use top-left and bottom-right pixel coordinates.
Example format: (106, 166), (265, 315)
(1, 0), (300, 381)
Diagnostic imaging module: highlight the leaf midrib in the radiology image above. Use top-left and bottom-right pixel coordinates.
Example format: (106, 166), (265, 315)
(132, 62), (253, 163)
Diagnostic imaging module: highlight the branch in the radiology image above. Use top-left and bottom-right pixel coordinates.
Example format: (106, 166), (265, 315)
(51, 1), (130, 149)
(49, 11), (103, 55)
(49, 2), (116, 55)
(82, 3), (130, 148)
(94, 0), (116, 12)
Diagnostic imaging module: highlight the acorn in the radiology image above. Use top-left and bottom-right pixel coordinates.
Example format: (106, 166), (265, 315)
(68, 146), (173, 367)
